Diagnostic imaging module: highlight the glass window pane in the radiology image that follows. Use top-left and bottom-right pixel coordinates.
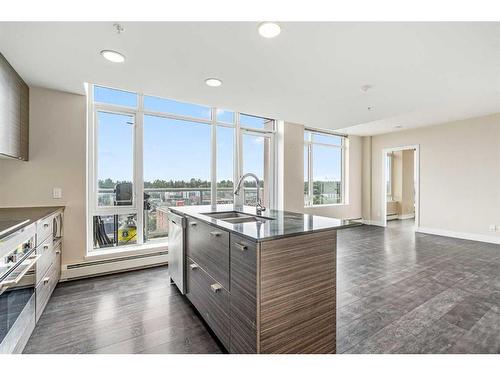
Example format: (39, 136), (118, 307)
(242, 133), (269, 206)
(94, 86), (137, 108)
(216, 109), (235, 124)
(144, 95), (211, 120)
(312, 144), (342, 205)
(93, 213), (138, 250)
(97, 112), (134, 207)
(240, 114), (274, 131)
(304, 145), (310, 206)
(143, 115), (211, 214)
(217, 126), (234, 204)
(313, 133), (343, 146)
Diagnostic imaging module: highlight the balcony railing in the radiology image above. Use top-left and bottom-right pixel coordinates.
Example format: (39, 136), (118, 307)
(97, 186), (262, 207)
(94, 187), (263, 248)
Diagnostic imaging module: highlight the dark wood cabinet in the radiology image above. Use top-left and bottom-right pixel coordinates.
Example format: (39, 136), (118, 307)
(0, 53), (29, 161)
(229, 234), (258, 353)
(186, 257), (230, 349)
(186, 218), (230, 290)
(183, 215), (337, 354)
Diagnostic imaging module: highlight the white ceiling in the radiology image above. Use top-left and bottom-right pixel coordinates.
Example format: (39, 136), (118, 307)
(0, 22), (499, 135)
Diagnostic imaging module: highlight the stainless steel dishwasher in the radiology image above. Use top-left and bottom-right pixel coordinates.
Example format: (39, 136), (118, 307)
(167, 211), (186, 294)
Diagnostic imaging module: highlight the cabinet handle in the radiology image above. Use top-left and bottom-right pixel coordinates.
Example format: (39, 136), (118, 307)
(210, 283), (222, 293)
(56, 250), (61, 255)
(235, 242), (248, 251)
(189, 222), (197, 227)
(189, 263), (199, 270)
(43, 223), (49, 228)
(210, 231), (222, 237)
(43, 277), (50, 285)
(43, 245), (49, 250)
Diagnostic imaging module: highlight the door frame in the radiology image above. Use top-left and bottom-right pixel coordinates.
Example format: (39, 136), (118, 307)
(381, 145), (420, 228)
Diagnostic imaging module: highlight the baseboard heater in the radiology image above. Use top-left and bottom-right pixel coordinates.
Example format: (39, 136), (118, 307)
(61, 251), (168, 281)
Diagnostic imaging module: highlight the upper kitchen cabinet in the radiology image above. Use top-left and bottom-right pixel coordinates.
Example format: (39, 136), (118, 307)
(0, 53), (29, 161)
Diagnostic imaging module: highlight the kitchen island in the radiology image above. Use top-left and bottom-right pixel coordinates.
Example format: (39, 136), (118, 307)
(169, 204), (359, 354)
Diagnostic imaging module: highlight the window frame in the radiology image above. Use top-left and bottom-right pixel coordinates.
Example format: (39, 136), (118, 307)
(304, 129), (346, 207)
(87, 84), (275, 255)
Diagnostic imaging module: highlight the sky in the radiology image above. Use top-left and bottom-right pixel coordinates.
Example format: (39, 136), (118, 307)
(96, 86), (271, 184)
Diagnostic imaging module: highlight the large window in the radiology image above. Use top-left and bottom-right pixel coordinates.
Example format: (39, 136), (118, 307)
(304, 130), (346, 206)
(88, 85), (275, 253)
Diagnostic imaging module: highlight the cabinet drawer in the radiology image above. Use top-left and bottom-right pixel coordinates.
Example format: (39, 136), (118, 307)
(186, 257), (230, 349)
(36, 215), (53, 246)
(230, 234), (258, 353)
(186, 218), (229, 289)
(36, 237), (57, 284)
(35, 250), (60, 322)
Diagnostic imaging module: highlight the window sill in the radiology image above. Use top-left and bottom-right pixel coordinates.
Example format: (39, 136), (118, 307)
(86, 240), (168, 261)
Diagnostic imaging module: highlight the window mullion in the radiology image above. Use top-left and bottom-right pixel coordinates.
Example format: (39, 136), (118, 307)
(135, 94), (144, 244)
(211, 108), (217, 206)
(308, 143), (313, 206)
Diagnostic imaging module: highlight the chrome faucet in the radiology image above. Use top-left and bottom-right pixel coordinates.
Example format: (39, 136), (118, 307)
(233, 173), (266, 215)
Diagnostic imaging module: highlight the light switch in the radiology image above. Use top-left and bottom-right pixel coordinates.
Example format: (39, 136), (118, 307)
(53, 187), (62, 199)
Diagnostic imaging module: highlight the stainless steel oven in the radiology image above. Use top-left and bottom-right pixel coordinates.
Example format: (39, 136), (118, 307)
(0, 224), (38, 353)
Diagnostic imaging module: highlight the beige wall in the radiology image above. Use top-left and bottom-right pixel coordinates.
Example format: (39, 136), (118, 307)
(280, 122), (362, 219)
(0, 87), (86, 264)
(366, 113), (500, 241)
(401, 150), (415, 216)
(361, 136), (372, 220)
(386, 149), (415, 216)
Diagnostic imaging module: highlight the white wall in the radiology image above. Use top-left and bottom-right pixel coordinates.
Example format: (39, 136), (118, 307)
(279, 122), (362, 219)
(365, 113), (500, 242)
(0, 87), (87, 264)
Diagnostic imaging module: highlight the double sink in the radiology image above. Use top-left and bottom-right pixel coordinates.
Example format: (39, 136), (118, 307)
(203, 211), (275, 224)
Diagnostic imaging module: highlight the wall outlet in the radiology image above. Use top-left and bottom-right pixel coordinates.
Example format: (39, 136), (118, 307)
(488, 224), (496, 232)
(53, 187), (62, 199)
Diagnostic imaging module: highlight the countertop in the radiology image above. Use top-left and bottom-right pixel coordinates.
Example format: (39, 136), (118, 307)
(168, 204), (361, 242)
(0, 206), (64, 240)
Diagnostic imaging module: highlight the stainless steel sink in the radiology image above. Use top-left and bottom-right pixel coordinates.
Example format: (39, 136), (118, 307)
(203, 211), (251, 220)
(202, 211), (275, 224)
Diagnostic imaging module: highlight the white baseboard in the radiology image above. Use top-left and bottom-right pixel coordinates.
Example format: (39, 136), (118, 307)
(398, 213), (415, 220)
(417, 227), (500, 245)
(362, 219), (385, 227)
(61, 252), (168, 281)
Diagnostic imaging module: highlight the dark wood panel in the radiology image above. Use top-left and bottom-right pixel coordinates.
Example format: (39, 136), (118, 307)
(186, 257), (230, 349)
(259, 230), (336, 354)
(186, 218), (229, 289)
(0, 53), (29, 160)
(19, 80), (29, 160)
(229, 234), (258, 353)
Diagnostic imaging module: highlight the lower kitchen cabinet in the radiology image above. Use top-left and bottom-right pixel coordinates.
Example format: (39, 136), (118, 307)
(35, 241), (61, 322)
(184, 217), (337, 354)
(0, 208), (63, 353)
(186, 257), (230, 349)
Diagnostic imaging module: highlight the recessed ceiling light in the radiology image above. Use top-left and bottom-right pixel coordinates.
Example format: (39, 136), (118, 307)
(205, 78), (222, 87)
(258, 22), (281, 38)
(367, 106), (373, 111)
(395, 125), (403, 129)
(100, 50), (125, 63)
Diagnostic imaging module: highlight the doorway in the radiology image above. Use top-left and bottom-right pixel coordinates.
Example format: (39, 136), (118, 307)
(382, 145), (420, 228)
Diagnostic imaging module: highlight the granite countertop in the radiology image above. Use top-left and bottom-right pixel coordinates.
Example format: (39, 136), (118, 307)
(168, 204), (361, 242)
(0, 206), (64, 240)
